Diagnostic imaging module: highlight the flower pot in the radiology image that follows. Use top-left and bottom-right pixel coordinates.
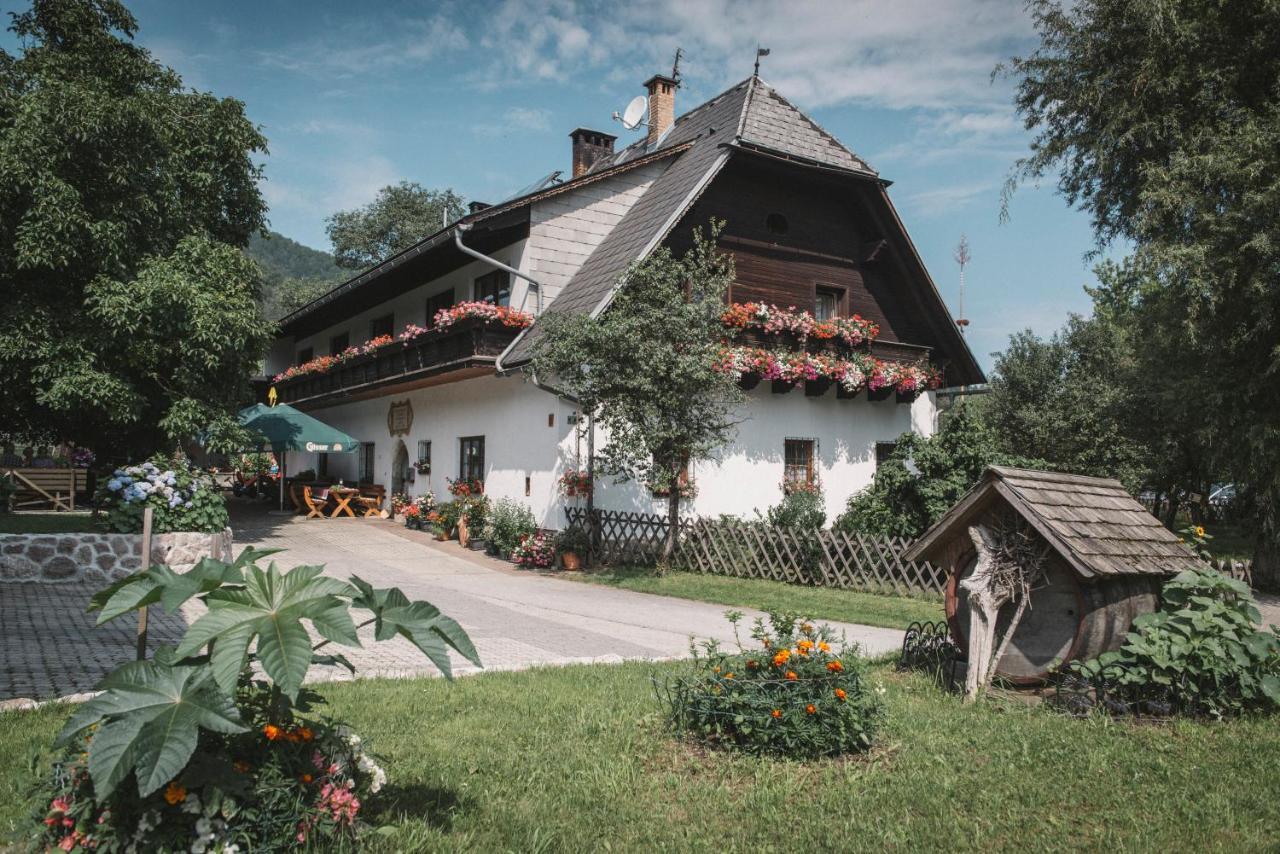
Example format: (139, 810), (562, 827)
(457, 516), (470, 548)
(737, 372), (761, 391)
(468, 537), (487, 551)
(867, 385), (893, 402)
(804, 378), (832, 397)
(771, 379), (795, 395)
(836, 384), (861, 399)
(561, 550), (582, 571)
(896, 388), (921, 404)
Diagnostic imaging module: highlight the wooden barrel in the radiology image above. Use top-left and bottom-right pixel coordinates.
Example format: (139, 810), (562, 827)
(945, 550), (1163, 684)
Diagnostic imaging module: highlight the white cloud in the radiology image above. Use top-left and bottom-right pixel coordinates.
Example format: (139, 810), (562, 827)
(471, 106), (554, 137)
(256, 15), (469, 77)
(904, 180), (1000, 217)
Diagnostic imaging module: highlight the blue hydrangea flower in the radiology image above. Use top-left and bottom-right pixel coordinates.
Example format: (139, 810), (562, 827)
(107, 479), (122, 492)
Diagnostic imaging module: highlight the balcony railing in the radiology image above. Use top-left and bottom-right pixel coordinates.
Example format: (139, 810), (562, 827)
(274, 317), (521, 405)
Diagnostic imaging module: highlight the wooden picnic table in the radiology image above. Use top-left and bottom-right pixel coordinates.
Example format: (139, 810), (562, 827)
(327, 486), (360, 518)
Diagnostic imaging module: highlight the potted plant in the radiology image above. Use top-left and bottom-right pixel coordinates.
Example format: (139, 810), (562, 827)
(434, 501), (461, 540)
(555, 526), (591, 571)
(464, 496), (490, 550)
(482, 498), (538, 559)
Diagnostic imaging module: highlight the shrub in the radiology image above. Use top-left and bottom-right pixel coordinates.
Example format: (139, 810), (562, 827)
(462, 495), (489, 533)
(483, 498), (538, 555)
(98, 455), (228, 534)
(554, 525), (591, 556)
(512, 533), (555, 568)
(34, 547), (480, 850)
(1069, 569), (1280, 717)
(763, 489), (826, 530)
(659, 611), (884, 758)
(434, 501), (462, 535)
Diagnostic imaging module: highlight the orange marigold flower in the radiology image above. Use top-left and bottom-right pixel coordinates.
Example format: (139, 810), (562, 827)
(163, 782), (187, 805)
(827, 660), (844, 673)
(300, 773), (314, 784)
(233, 760), (251, 774)
(806, 704), (817, 715)
(299, 726), (315, 742)
(797, 639), (814, 655)
(771, 709), (782, 719)
(724, 672), (735, 680)
(785, 670), (798, 681)
(818, 641), (830, 653)
(772, 649), (791, 667)
(263, 724), (282, 741)
(834, 688), (847, 701)
(285, 729), (302, 743)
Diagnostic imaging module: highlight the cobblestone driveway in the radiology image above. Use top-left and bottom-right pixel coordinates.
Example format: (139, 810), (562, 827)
(1, 508), (905, 703)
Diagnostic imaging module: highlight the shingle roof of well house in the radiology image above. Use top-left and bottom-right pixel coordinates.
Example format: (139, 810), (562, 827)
(277, 74), (981, 383)
(906, 466), (1205, 579)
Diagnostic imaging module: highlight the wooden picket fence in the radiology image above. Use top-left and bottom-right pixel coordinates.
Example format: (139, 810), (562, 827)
(563, 507), (947, 596)
(1206, 557), (1254, 587)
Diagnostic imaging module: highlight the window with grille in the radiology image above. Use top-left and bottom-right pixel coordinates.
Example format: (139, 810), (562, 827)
(815, 287), (841, 321)
(329, 331), (349, 355)
(473, 270), (510, 307)
(426, 289), (455, 326)
(369, 313), (394, 340)
(784, 438), (817, 491)
(459, 436), (485, 484)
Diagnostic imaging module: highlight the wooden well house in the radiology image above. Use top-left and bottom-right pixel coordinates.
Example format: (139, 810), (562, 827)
(904, 466), (1204, 683)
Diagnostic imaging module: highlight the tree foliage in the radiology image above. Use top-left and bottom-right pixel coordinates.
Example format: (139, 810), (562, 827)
(835, 402), (1037, 539)
(246, 230), (344, 321)
(1004, 0), (1280, 583)
(531, 223), (745, 560)
(0, 0), (270, 453)
(325, 181), (465, 269)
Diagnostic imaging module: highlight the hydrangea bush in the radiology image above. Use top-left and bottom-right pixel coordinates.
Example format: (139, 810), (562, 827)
(659, 612), (884, 758)
(98, 455), (228, 534)
(33, 547), (479, 851)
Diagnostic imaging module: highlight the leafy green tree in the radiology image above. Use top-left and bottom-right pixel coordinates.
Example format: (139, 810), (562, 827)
(531, 224), (744, 562)
(1004, 0), (1280, 587)
(835, 402), (1037, 539)
(325, 181), (465, 269)
(0, 0), (269, 454)
(987, 302), (1151, 492)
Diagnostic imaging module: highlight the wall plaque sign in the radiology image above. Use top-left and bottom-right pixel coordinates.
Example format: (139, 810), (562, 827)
(387, 399), (414, 437)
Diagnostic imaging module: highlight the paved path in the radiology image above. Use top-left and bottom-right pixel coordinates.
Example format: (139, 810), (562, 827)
(0, 511), (904, 703)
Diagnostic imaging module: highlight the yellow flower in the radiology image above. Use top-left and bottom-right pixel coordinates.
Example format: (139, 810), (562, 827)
(164, 782), (187, 805)
(1194, 526), (1206, 538)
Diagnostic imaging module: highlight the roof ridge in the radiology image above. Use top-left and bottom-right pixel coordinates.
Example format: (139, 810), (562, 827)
(743, 79), (875, 175)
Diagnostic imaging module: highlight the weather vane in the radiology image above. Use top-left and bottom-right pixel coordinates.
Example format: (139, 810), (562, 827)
(754, 45), (770, 77)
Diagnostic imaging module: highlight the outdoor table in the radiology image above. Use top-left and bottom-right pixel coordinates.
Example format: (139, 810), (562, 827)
(328, 486), (360, 518)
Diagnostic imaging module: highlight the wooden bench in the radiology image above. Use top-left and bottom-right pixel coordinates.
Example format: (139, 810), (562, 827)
(356, 485), (386, 518)
(4, 467), (85, 511)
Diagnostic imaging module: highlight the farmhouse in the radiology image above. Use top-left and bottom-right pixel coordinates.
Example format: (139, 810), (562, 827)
(263, 71), (984, 526)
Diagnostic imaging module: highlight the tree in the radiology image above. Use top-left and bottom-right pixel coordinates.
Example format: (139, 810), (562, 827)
(1004, 0), (1280, 586)
(834, 401), (1036, 539)
(0, 0), (269, 454)
(325, 181), (465, 269)
(531, 224), (744, 563)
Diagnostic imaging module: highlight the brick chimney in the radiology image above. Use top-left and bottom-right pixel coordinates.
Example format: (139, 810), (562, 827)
(644, 74), (677, 147)
(569, 128), (617, 178)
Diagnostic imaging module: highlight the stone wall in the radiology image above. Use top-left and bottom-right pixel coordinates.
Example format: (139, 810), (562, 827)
(0, 528), (233, 586)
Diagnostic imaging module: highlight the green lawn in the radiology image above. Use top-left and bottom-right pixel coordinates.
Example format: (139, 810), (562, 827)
(3, 662), (1278, 851)
(0, 512), (100, 534)
(565, 567), (943, 630)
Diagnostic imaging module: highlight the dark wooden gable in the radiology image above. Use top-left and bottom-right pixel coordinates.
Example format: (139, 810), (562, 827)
(665, 154), (978, 382)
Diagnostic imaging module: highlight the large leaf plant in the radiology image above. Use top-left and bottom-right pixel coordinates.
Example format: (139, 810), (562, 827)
(59, 547), (481, 799)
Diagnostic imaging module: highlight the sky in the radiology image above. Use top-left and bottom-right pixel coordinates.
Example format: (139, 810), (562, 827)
(2, 0), (1115, 369)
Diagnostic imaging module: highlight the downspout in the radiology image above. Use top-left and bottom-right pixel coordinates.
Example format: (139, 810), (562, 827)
(454, 222), (544, 321)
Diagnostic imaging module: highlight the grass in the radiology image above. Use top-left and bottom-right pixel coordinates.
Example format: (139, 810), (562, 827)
(3, 662), (1279, 852)
(564, 567), (943, 630)
(0, 512), (100, 534)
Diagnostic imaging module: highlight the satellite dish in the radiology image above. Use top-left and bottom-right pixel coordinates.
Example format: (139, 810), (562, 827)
(618, 95), (648, 130)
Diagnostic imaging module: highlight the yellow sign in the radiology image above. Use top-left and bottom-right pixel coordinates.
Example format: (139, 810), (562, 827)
(267, 387), (278, 407)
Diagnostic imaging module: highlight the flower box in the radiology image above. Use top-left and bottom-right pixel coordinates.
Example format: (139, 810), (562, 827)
(836, 384), (861, 400)
(867, 385), (894, 402)
(896, 388), (921, 404)
(804, 378), (832, 397)
(771, 379), (795, 395)
(737, 372), (761, 391)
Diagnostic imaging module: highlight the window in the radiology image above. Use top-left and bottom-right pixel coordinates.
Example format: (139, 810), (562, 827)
(360, 443), (375, 484)
(875, 441), (898, 469)
(426, 288), (455, 326)
(329, 331), (349, 355)
(784, 438), (817, 492)
(296, 346), (313, 366)
(473, 270), (510, 307)
(369, 314), (394, 340)
(815, 287), (842, 321)
(417, 440), (431, 474)
(459, 436), (485, 485)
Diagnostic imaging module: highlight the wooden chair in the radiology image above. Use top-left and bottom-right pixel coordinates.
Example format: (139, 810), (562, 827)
(302, 485), (329, 519)
(357, 485), (385, 518)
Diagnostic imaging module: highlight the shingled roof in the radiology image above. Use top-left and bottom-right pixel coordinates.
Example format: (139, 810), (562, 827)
(904, 466), (1205, 579)
(501, 76), (892, 366)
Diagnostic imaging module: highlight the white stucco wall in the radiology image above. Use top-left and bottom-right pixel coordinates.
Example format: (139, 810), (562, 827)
(285, 375), (936, 528)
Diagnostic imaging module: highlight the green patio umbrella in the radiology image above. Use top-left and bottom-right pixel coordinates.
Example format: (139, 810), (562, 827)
(236, 404), (359, 511)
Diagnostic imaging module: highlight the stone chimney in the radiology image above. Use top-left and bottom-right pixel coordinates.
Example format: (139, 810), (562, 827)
(569, 128), (617, 178)
(644, 74), (677, 147)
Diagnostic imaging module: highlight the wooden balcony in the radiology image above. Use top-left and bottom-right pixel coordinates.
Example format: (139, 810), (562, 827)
(274, 317), (522, 407)
(729, 327), (932, 362)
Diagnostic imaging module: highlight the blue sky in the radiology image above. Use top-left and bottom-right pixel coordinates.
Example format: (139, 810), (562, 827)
(4, 0), (1113, 368)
